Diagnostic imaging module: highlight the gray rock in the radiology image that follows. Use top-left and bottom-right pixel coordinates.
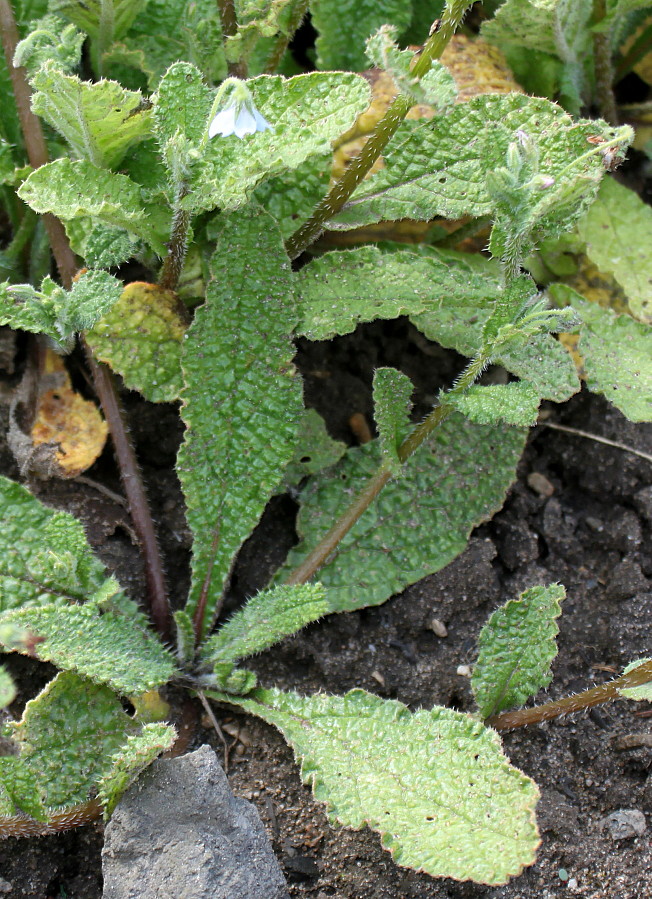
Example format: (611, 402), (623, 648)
(599, 808), (647, 841)
(102, 744), (289, 899)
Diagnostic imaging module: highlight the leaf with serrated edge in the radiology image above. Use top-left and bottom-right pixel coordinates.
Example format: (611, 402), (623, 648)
(86, 282), (185, 403)
(448, 383), (541, 427)
(200, 584), (327, 668)
(154, 63), (371, 214)
(373, 367), (413, 474)
(218, 687), (539, 884)
(0, 475), (110, 611)
(0, 604), (176, 694)
(178, 210), (303, 636)
(98, 723), (176, 818)
(330, 95), (629, 233)
(550, 285), (652, 422)
(31, 63), (151, 169)
(472, 584), (565, 719)
(51, 0), (146, 41)
(577, 177), (652, 323)
(278, 415), (526, 612)
(18, 158), (170, 256)
(617, 659), (652, 701)
(312, 0), (412, 71)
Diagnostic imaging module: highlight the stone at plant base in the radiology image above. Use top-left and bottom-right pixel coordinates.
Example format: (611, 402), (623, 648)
(102, 744), (289, 899)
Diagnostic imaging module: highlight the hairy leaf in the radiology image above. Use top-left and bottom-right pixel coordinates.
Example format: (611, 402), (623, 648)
(472, 584), (565, 719)
(200, 584), (327, 668)
(30, 63), (151, 169)
(330, 95), (631, 236)
(178, 210), (303, 637)
(0, 666), (16, 709)
(373, 367), (413, 474)
(224, 687), (540, 884)
(86, 281), (185, 403)
(13, 16), (85, 75)
(448, 383), (542, 427)
(296, 246), (503, 341)
(249, 152), (332, 239)
(282, 409), (347, 488)
(18, 158), (170, 255)
(311, 0), (412, 71)
(279, 415), (526, 612)
(576, 177), (652, 323)
(482, 0), (592, 61)
(50, 0), (146, 41)
(97, 723), (176, 818)
(0, 475), (110, 611)
(0, 604), (177, 694)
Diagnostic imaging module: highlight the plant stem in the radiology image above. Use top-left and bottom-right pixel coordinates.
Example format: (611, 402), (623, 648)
(159, 185), (191, 293)
(615, 21), (652, 82)
(488, 659), (652, 731)
(284, 352), (488, 586)
(284, 0), (473, 260)
(0, 0), (171, 640)
(263, 0), (310, 74)
(593, 0), (619, 125)
(217, 0), (247, 77)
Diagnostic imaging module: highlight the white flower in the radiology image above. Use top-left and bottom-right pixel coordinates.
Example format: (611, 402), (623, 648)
(208, 100), (272, 139)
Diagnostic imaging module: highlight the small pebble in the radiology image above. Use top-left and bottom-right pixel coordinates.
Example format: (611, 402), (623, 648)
(558, 868), (569, 881)
(428, 618), (448, 638)
(371, 670), (385, 686)
(527, 471), (555, 497)
(0, 879), (12, 895)
(600, 808), (647, 840)
(456, 664), (472, 677)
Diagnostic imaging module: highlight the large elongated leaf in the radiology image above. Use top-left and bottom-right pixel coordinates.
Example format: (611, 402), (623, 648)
(50, 0), (146, 41)
(472, 584), (565, 719)
(223, 687), (540, 884)
(153, 63), (370, 214)
(311, 0), (412, 71)
(278, 415), (526, 613)
(30, 63), (151, 169)
(178, 211), (303, 636)
(18, 158), (170, 255)
(330, 95), (630, 234)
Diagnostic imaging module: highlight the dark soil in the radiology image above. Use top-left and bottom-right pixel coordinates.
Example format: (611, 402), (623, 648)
(0, 319), (651, 898)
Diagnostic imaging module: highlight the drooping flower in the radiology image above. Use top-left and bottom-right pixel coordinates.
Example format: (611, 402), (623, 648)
(207, 78), (273, 140)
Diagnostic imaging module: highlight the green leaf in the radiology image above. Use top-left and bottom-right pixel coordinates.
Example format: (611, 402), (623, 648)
(330, 95), (632, 238)
(0, 665), (16, 709)
(172, 609), (196, 666)
(373, 367), (413, 474)
(153, 62), (371, 214)
(0, 603), (177, 694)
(30, 63), (151, 169)
(472, 584), (565, 719)
(18, 157), (170, 256)
(481, 0), (593, 63)
(550, 285), (652, 422)
(223, 687), (540, 884)
(311, 0), (412, 70)
(576, 177), (652, 323)
(279, 415), (526, 613)
(0, 475), (110, 611)
(296, 246), (503, 341)
(13, 16), (85, 76)
(86, 281), (186, 403)
(249, 152), (332, 240)
(200, 584), (327, 668)
(282, 409), (347, 488)
(97, 723), (176, 818)
(50, 0), (146, 42)
(448, 383), (542, 427)
(178, 210), (303, 637)
(617, 659), (652, 701)
(0, 757), (48, 821)
(8, 671), (136, 810)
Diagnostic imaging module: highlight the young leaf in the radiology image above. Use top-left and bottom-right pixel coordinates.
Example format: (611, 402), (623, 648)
(311, 0), (412, 71)
(576, 177), (652, 323)
(178, 210), (303, 637)
(13, 16), (85, 76)
(0, 475), (111, 611)
(447, 383), (541, 427)
(372, 367), (414, 474)
(97, 723), (177, 818)
(86, 281), (186, 403)
(18, 158), (170, 256)
(330, 95), (631, 234)
(0, 604), (177, 694)
(279, 414), (526, 613)
(471, 584), (565, 719)
(617, 659), (652, 702)
(296, 246), (503, 341)
(30, 63), (151, 169)
(199, 584), (327, 669)
(220, 687), (540, 884)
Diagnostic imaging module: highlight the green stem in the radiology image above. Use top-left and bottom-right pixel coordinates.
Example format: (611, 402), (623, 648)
(284, 352), (488, 586)
(593, 0), (618, 126)
(284, 0), (473, 260)
(263, 0), (310, 74)
(488, 659), (652, 731)
(159, 183), (191, 293)
(93, 0), (115, 78)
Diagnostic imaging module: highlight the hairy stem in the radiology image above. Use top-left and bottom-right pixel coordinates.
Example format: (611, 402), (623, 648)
(0, 0), (171, 639)
(217, 0), (247, 77)
(159, 184), (191, 293)
(284, 0), (473, 260)
(593, 0), (618, 125)
(488, 659), (652, 731)
(284, 353), (488, 586)
(263, 0), (310, 74)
